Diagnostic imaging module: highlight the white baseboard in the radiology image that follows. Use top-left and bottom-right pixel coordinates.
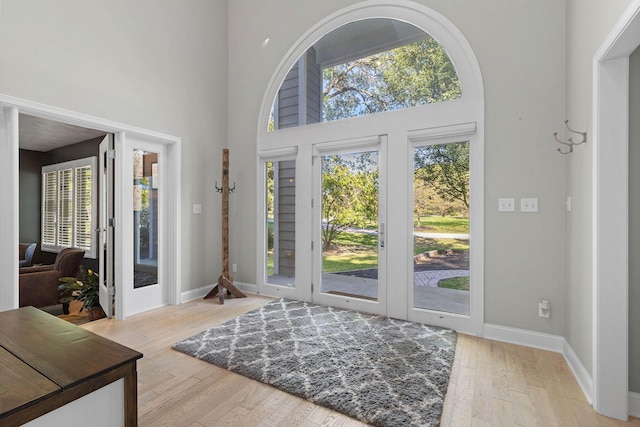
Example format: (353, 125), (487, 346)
(180, 284), (212, 303)
(630, 392), (640, 418)
(235, 281), (258, 294)
(483, 323), (593, 405)
(562, 338), (593, 405)
(484, 323), (564, 352)
(180, 282), (259, 303)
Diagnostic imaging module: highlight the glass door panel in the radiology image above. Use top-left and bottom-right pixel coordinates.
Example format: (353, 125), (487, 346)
(133, 149), (158, 289)
(412, 141), (470, 315)
(318, 149), (380, 302)
(265, 159), (296, 287)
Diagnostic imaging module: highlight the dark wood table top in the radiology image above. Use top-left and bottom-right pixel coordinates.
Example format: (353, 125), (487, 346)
(0, 346), (60, 416)
(0, 306), (143, 419)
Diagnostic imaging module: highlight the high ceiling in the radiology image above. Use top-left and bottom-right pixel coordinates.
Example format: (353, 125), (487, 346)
(19, 114), (107, 152)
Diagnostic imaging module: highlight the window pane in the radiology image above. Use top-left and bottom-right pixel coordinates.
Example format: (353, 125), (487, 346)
(320, 151), (379, 301)
(265, 160), (296, 287)
(269, 18), (460, 131)
(133, 150), (158, 289)
(413, 141), (470, 315)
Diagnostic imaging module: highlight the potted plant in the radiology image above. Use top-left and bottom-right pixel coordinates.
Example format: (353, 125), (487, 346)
(58, 267), (106, 321)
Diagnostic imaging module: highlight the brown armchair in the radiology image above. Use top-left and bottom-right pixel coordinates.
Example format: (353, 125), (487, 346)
(19, 248), (85, 314)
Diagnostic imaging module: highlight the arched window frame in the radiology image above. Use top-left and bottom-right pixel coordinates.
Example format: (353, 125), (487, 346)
(258, 0), (484, 145)
(256, 0), (485, 335)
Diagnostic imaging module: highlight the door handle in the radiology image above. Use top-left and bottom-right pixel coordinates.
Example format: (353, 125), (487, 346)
(379, 223), (385, 248)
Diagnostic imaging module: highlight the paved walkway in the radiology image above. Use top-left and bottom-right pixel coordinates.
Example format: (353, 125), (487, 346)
(414, 269), (469, 287)
(267, 269), (471, 316)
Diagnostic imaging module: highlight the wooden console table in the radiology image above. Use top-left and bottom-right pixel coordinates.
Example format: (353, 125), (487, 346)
(0, 306), (143, 426)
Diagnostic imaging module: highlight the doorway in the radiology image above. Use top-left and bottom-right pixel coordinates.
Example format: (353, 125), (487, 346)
(312, 137), (386, 315)
(0, 95), (181, 319)
(593, 0), (640, 418)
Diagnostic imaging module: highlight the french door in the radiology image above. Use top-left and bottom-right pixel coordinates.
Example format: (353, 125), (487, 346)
(98, 134), (115, 317)
(312, 136), (387, 316)
(118, 133), (168, 317)
(257, 127), (481, 335)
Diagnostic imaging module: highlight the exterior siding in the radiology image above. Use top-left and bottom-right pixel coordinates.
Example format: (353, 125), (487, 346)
(277, 161), (296, 276)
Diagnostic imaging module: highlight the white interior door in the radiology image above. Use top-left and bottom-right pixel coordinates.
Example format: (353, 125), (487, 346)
(312, 136), (387, 315)
(118, 132), (168, 317)
(98, 134), (114, 317)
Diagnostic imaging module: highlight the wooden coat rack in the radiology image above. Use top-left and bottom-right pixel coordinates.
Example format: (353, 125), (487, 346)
(204, 148), (246, 304)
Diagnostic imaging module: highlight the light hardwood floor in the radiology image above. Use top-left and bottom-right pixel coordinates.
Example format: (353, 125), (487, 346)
(82, 295), (640, 426)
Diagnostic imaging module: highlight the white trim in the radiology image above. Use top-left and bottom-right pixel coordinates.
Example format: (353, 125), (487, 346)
(258, 146), (298, 159)
(484, 323), (564, 352)
(407, 122), (476, 142)
(0, 106), (19, 311)
(180, 284), (212, 303)
(484, 323), (593, 405)
(257, 0), (484, 138)
(629, 392), (640, 418)
(563, 338), (594, 405)
(181, 282), (260, 304)
(235, 281), (259, 295)
(592, 0), (640, 418)
(0, 94), (182, 320)
(312, 135), (382, 153)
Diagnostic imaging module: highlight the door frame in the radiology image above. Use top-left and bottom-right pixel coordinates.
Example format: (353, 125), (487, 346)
(311, 135), (387, 316)
(0, 94), (182, 319)
(99, 134), (115, 317)
(118, 136), (169, 318)
(593, 0), (640, 418)
(406, 123), (481, 335)
(257, 147), (311, 301)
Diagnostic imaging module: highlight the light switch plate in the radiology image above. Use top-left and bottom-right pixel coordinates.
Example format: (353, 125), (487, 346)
(521, 198), (538, 212)
(498, 198), (515, 212)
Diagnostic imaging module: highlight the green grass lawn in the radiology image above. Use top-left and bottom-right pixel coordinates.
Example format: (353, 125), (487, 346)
(414, 216), (469, 233)
(438, 276), (470, 291)
(267, 218), (469, 274)
(414, 237), (469, 255)
(323, 251), (378, 272)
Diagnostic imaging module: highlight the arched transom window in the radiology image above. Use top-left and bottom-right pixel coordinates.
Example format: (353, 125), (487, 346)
(269, 18), (461, 131)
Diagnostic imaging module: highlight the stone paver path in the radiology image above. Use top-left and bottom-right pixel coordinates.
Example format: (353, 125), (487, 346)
(414, 269), (469, 287)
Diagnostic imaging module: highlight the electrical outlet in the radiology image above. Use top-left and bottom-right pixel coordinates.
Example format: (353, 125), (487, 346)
(539, 299), (550, 318)
(498, 198), (515, 212)
(232, 263), (237, 273)
(521, 198), (538, 213)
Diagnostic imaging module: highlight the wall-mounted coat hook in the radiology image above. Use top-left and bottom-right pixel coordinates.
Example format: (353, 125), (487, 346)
(554, 120), (587, 155)
(214, 181), (236, 193)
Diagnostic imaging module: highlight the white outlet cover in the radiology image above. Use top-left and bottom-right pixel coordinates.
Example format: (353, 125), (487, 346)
(498, 198), (515, 212)
(521, 198), (538, 213)
(193, 204), (202, 214)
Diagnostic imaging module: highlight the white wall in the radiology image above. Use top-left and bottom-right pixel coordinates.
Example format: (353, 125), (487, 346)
(565, 0), (633, 377)
(0, 0), (228, 296)
(228, 0), (567, 334)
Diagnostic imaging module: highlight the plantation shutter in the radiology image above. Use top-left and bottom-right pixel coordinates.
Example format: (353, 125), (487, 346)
(57, 168), (74, 248)
(41, 157), (97, 258)
(41, 171), (58, 247)
(74, 165), (92, 251)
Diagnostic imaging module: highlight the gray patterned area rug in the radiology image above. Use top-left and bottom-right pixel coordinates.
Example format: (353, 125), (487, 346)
(173, 299), (457, 427)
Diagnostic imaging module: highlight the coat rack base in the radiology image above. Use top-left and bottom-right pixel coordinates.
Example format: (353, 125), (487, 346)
(204, 274), (246, 304)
